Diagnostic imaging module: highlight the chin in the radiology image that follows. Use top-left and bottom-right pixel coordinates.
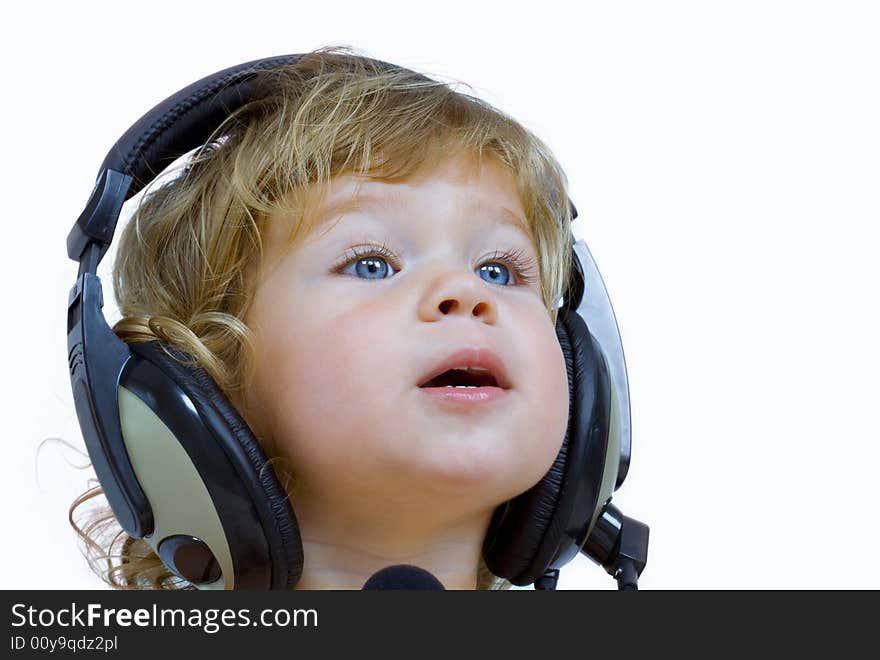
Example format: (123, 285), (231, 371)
(415, 442), (529, 500)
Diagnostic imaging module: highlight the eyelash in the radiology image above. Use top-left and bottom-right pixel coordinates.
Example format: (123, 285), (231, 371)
(332, 240), (539, 286)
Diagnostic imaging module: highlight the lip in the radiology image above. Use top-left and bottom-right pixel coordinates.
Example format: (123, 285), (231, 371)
(417, 347), (513, 391)
(418, 386), (510, 406)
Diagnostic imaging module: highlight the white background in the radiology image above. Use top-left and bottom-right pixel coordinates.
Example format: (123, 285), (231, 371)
(3, 0), (878, 590)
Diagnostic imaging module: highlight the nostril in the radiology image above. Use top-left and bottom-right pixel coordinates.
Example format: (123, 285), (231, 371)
(438, 300), (456, 314)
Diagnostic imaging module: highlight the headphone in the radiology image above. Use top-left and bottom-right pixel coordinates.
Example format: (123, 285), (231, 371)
(66, 53), (649, 590)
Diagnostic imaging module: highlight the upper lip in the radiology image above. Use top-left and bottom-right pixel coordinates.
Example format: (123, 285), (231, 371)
(417, 347), (512, 390)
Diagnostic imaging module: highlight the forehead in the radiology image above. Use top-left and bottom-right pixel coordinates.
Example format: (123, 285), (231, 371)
(305, 155), (533, 240)
(309, 186), (531, 238)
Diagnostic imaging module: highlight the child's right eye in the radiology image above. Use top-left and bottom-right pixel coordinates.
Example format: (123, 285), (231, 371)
(333, 243), (400, 280)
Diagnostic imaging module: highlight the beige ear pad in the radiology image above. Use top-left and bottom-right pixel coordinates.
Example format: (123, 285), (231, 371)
(118, 340), (303, 589)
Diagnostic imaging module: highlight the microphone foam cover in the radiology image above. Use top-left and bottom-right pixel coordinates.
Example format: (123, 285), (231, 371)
(362, 564), (446, 590)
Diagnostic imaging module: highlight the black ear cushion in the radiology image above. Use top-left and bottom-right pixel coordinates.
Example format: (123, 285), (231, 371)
(482, 309), (585, 586)
(127, 340), (303, 589)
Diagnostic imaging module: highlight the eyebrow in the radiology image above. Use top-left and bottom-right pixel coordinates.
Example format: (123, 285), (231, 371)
(310, 189), (533, 239)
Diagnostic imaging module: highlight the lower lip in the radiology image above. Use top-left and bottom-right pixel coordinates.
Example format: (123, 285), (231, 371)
(418, 387), (510, 405)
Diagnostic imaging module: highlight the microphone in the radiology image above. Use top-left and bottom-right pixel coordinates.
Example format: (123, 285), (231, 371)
(362, 564), (446, 590)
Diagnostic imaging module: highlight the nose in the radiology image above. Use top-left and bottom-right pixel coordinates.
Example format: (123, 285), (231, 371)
(418, 266), (499, 324)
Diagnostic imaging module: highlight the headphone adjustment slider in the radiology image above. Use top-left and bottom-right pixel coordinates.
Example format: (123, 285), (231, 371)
(67, 168), (132, 266)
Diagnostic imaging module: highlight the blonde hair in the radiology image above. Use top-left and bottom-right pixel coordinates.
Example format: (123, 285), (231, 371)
(68, 45), (575, 590)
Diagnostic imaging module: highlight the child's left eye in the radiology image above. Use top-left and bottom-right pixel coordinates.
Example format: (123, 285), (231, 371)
(332, 241), (538, 287)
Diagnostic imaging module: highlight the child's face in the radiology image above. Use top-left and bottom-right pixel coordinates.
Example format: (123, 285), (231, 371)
(241, 153), (570, 525)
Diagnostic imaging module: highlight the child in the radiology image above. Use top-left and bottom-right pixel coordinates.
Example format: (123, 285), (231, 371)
(69, 46), (575, 590)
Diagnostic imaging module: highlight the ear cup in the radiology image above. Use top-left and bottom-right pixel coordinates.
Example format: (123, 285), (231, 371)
(482, 307), (606, 586)
(125, 340), (304, 589)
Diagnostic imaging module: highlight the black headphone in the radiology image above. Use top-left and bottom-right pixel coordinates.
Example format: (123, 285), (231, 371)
(66, 53), (649, 590)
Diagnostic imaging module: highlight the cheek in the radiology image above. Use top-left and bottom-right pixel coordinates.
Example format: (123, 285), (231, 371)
(253, 295), (403, 472)
(435, 320), (570, 509)
(296, 297), (399, 404)
(509, 324), (572, 495)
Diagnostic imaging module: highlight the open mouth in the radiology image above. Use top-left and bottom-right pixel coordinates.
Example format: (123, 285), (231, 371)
(419, 368), (501, 389)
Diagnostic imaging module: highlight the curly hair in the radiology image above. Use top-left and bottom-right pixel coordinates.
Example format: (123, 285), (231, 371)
(68, 45), (574, 590)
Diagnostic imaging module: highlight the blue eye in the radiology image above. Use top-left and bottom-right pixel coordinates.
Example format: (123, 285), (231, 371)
(349, 255), (395, 280)
(477, 263), (513, 286)
(333, 242), (538, 287)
